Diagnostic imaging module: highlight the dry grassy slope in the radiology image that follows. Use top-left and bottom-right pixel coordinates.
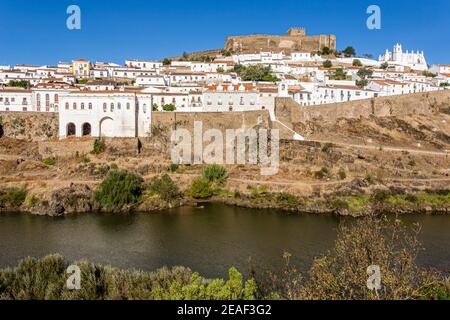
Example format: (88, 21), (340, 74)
(1, 100), (449, 200)
(298, 110), (450, 152)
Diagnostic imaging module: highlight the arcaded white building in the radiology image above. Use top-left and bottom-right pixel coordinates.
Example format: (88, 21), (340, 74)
(58, 90), (152, 138)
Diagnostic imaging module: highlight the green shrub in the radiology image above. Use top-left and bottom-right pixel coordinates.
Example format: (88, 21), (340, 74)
(0, 187), (27, 208)
(405, 194), (418, 203)
(189, 178), (213, 199)
(169, 163), (179, 172)
(42, 159), (56, 166)
(364, 174), (373, 184)
(202, 165), (228, 185)
(420, 281), (450, 300)
(321, 143), (334, 153)
(24, 194), (40, 207)
(326, 198), (350, 210)
(162, 104), (176, 112)
(352, 59), (362, 67)
(314, 167), (329, 179)
(323, 60), (332, 68)
(275, 192), (297, 205)
(371, 190), (391, 203)
(0, 255), (256, 300)
(92, 138), (106, 155)
(408, 160), (417, 167)
(94, 170), (144, 210)
(80, 154), (90, 163)
(149, 174), (180, 203)
(338, 168), (347, 180)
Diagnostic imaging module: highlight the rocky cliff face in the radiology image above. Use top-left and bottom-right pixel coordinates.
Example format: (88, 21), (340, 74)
(0, 112), (58, 141)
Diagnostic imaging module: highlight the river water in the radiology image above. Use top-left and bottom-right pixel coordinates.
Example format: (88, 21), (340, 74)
(0, 203), (448, 278)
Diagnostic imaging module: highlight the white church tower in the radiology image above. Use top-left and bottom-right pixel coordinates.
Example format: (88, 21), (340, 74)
(379, 43), (428, 71)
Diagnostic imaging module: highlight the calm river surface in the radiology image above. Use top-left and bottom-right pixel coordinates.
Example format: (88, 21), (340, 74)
(0, 204), (449, 278)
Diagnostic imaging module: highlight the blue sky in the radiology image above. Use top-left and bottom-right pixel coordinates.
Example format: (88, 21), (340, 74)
(0, 0), (449, 66)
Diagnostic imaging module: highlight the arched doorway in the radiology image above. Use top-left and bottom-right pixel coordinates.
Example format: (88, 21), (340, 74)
(82, 123), (91, 136)
(99, 117), (114, 137)
(67, 123), (76, 136)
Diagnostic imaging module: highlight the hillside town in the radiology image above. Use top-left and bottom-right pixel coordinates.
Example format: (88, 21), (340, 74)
(0, 34), (449, 139)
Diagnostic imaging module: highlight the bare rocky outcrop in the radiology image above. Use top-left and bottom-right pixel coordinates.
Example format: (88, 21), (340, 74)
(29, 184), (94, 216)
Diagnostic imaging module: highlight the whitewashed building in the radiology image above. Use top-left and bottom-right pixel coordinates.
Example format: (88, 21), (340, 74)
(0, 88), (32, 112)
(58, 90), (152, 138)
(125, 60), (163, 70)
(379, 44), (428, 71)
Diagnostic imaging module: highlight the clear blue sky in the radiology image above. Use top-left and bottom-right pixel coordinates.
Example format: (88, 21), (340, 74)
(0, 0), (448, 66)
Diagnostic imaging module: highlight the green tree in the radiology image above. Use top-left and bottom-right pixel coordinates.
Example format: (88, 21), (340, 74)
(356, 79), (368, 88)
(356, 67), (373, 87)
(182, 52), (190, 61)
(342, 46), (356, 57)
(7, 80), (30, 89)
(331, 68), (346, 80)
(152, 103), (159, 111)
(380, 62), (389, 70)
(234, 64), (279, 82)
(362, 53), (374, 59)
(162, 104), (176, 112)
(189, 178), (213, 199)
(321, 47), (331, 55)
(220, 49), (232, 57)
(323, 60), (333, 68)
(150, 174), (180, 203)
(300, 218), (432, 300)
(352, 59), (363, 67)
(94, 170), (144, 210)
(0, 187), (27, 208)
(162, 58), (171, 66)
(92, 138), (106, 154)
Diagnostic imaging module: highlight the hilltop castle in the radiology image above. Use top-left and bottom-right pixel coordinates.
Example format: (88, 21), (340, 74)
(224, 28), (336, 54)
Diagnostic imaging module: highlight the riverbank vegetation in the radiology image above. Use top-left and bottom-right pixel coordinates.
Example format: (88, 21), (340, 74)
(253, 217), (450, 300)
(93, 169), (144, 211)
(0, 187), (27, 209)
(0, 217), (448, 300)
(0, 255), (256, 300)
(1, 162), (449, 215)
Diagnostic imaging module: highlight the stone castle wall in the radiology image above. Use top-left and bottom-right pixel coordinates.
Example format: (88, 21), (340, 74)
(151, 110), (271, 135)
(275, 90), (450, 129)
(224, 28), (336, 54)
(2, 91), (448, 144)
(0, 111), (59, 141)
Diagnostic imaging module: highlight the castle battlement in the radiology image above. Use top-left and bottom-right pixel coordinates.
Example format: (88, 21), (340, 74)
(224, 28), (336, 54)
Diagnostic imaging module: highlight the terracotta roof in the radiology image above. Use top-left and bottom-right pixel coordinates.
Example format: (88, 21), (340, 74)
(207, 83), (255, 92)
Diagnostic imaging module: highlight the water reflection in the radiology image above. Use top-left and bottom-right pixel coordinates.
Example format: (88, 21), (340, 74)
(0, 205), (448, 278)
